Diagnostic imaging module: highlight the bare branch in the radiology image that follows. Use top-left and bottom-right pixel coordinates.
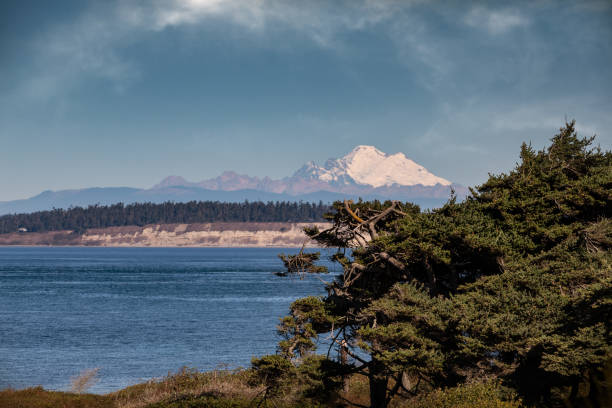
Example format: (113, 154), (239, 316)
(344, 200), (365, 223)
(379, 252), (406, 272)
(368, 201), (399, 225)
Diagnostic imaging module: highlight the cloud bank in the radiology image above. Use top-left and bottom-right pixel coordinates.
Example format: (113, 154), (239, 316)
(1, 0), (610, 200)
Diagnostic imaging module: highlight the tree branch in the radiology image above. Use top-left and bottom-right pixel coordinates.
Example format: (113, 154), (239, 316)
(344, 200), (365, 223)
(379, 252), (406, 272)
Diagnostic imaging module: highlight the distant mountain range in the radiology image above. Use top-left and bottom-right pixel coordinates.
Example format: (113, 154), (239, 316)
(0, 146), (467, 215)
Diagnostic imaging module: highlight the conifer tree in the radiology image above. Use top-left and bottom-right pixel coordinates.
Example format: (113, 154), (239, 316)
(269, 122), (611, 407)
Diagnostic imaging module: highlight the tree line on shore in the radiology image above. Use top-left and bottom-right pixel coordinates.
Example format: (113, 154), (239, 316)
(0, 201), (330, 234)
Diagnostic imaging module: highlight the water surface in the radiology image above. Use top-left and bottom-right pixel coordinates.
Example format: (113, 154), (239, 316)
(0, 247), (337, 393)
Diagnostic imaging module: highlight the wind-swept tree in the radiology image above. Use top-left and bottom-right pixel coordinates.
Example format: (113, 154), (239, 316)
(266, 122), (611, 407)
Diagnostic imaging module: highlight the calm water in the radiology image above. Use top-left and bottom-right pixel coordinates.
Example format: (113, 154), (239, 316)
(0, 247), (337, 393)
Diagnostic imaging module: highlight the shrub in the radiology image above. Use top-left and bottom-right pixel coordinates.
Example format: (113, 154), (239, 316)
(407, 382), (521, 408)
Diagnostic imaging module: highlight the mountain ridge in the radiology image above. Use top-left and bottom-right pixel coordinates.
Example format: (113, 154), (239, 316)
(154, 145), (456, 194)
(1, 146), (465, 215)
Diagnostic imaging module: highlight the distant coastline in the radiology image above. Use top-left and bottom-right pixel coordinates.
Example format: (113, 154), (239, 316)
(0, 222), (331, 247)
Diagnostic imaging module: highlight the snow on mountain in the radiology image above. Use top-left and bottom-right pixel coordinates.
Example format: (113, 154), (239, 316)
(294, 145), (451, 187)
(152, 145), (455, 197)
(0, 146), (460, 214)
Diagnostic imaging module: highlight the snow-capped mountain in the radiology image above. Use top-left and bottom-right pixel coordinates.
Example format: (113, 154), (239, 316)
(153, 145), (460, 198)
(0, 146), (464, 215)
(293, 145), (451, 187)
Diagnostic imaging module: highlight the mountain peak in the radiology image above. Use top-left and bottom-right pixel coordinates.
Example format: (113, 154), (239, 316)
(350, 145), (384, 153)
(327, 145), (451, 187)
(153, 175), (192, 189)
(345, 145), (386, 159)
(153, 145), (453, 196)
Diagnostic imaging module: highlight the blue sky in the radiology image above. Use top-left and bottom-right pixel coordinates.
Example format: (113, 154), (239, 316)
(1, 0), (611, 201)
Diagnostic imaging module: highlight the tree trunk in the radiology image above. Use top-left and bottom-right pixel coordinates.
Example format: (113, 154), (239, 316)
(340, 340), (349, 393)
(369, 359), (388, 408)
(401, 371), (411, 392)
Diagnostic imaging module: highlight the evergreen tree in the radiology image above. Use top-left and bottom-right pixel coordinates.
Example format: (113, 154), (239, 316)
(0, 201), (330, 233)
(268, 122), (611, 407)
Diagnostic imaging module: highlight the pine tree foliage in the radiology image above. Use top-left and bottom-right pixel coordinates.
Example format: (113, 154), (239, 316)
(268, 122), (611, 407)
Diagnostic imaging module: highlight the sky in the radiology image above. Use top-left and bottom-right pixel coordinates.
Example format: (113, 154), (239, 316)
(0, 0), (611, 201)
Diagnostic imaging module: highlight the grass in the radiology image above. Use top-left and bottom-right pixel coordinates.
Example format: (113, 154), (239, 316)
(0, 367), (522, 408)
(0, 368), (259, 408)
(0, 386), (114, 408)
(110, 367), (263, 408)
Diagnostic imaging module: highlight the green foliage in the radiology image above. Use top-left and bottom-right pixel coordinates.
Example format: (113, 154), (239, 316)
(407, 381), (521, 408)
(274, 121), (611, 407)
(293, 355), (345, 402)
(277, 251), (328, 277)
(359, 283), (453, 386)
(250, 354), (296, 399)
(277, 296), (338, 359)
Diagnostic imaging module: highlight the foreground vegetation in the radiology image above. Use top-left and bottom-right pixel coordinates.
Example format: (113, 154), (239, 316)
(2, 122), (609, 407)
(263, 121), (611, 407)
(0, 367), (521, 408)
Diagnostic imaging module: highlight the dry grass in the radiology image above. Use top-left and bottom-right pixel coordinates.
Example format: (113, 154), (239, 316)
(71, 368), (101, 394)
(0, 386), (113, 408)
(0, 367), (523, 408)
(110, 367), (264, 408)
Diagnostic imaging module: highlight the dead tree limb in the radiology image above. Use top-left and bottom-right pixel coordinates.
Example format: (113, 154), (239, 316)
(344, 200), (365, 223)
(379, 251), (406, 272)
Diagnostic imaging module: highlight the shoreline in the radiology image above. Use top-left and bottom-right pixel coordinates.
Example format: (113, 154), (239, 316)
(0, 222), (331, 248)
(0, 244), (318, 248)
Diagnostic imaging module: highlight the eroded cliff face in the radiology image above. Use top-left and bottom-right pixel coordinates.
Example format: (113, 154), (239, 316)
(0, 223), (331, 247)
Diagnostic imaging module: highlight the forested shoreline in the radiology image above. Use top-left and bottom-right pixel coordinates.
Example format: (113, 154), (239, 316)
(0, 201), (330, 234)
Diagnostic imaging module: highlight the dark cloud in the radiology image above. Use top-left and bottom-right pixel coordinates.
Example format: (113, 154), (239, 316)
(0, 0), (610, 200)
